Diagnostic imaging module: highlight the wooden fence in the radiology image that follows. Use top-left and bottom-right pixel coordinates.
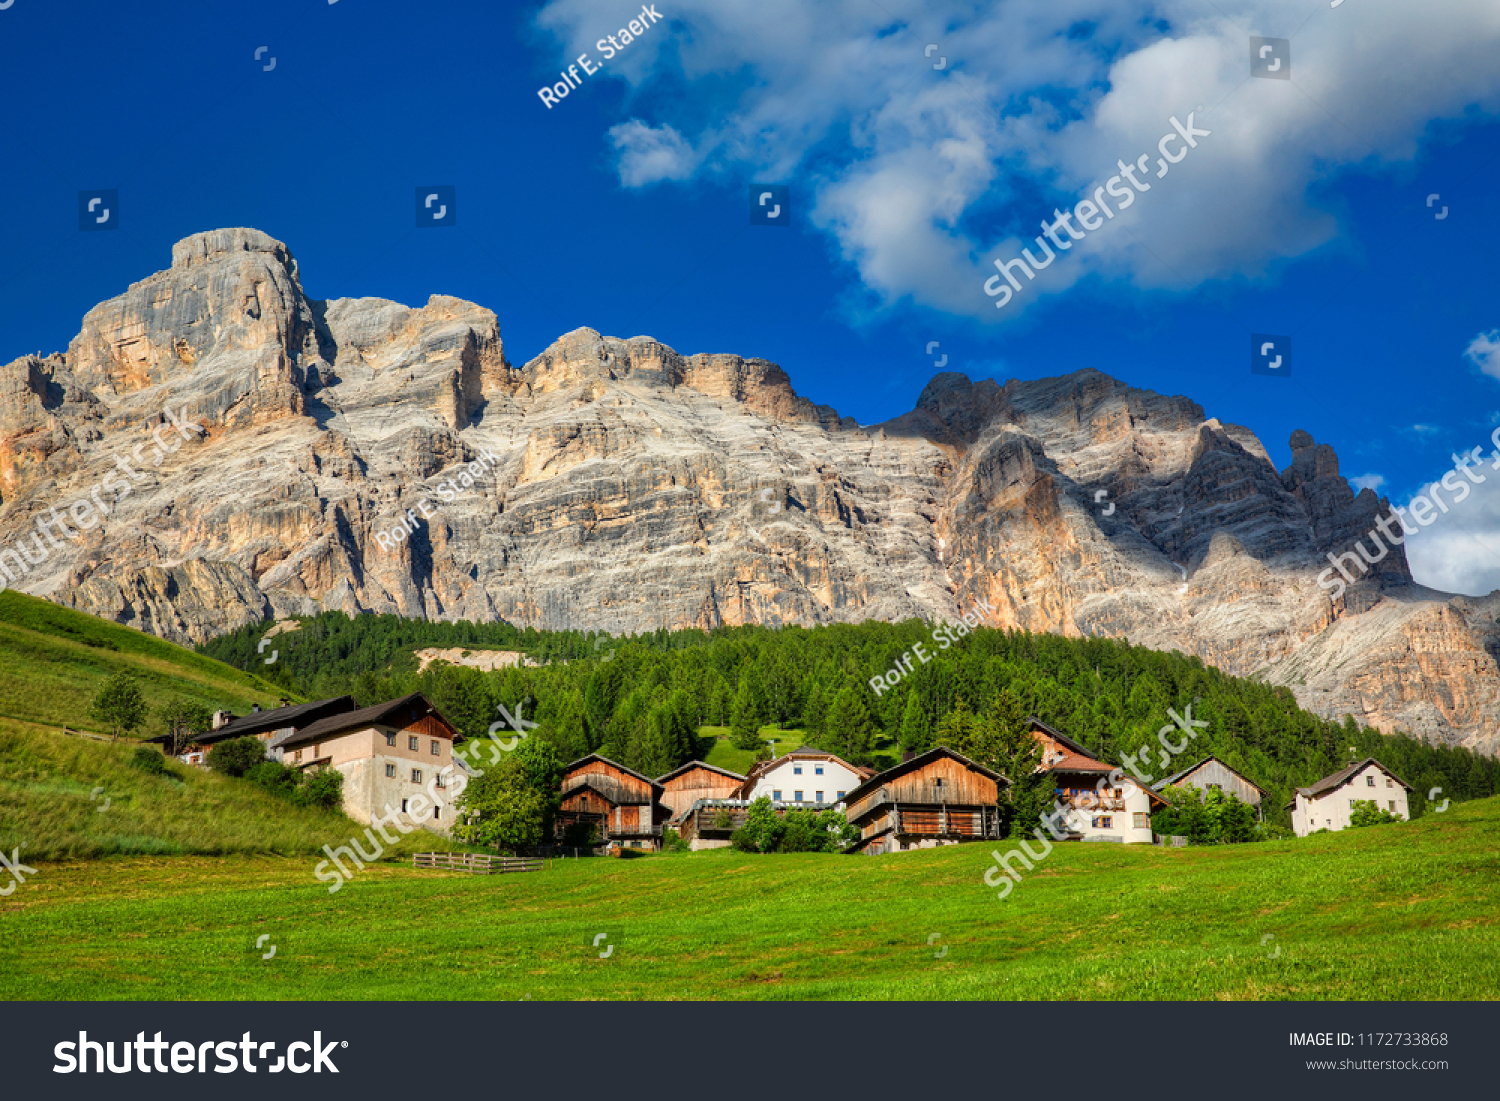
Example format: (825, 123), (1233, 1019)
(412, 852), (544, 874)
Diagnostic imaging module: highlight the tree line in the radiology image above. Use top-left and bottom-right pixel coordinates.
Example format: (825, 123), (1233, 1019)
(199, 613), (1500, 826)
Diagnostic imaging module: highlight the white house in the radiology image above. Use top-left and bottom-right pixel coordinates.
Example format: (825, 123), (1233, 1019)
(736, 746), (869, 808)
(1288, 757), (1413, 837)
(1030, 717), (1165, 844)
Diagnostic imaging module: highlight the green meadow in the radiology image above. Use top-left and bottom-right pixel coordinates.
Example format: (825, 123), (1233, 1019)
(4, 796), (1496, 1001)
(0, 591), (288, 734)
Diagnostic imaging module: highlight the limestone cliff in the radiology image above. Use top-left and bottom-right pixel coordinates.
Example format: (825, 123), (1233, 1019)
(2, 228), (1496, 757)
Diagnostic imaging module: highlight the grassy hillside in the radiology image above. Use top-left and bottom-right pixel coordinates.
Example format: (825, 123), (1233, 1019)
(699, 725), (809, 774)
(0, 591), (288, 734)
(0, 722), (464, 861)
(5, 797), (1497, 1000)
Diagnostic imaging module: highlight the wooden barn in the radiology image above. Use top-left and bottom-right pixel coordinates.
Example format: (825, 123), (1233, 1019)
(556, 754), (665, 850)
(1153, 755), (1267, 816)
(655, 761), (747, 823)
(842, 747), (1008, 855)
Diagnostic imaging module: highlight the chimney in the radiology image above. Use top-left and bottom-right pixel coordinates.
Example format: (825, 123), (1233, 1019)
(252, 704), (261, 713)
(902, 749), (915, 763)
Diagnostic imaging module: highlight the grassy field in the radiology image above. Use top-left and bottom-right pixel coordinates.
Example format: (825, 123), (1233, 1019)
(699, 725), (809, 773)
(5, 796), (1497, 1000)
(0, 591), (288, 734)
(0, 722), (465, 862)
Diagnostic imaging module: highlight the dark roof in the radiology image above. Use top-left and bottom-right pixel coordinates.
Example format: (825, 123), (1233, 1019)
(275, 693), (458, 752)
(1152, 755), (1267, 795)
(562, 753), (663, 792)
(1296, 757), (1414, 799)
(841, 746), (1008, 807)
(654, 760), (746, 784)
(199, 696), (357, 744)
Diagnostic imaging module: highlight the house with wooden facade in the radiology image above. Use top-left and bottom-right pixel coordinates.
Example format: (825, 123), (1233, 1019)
(274, 692), (460, 835)
(557, 754), (665, 850)
(842, 746), (1007, 855)
(1287, 757), (1413, 836)
(1153, 755), (1267, 816)
(655, 761), (746, 823)
(1029, 716), (1165, 844)
(735, 746), (867, 807)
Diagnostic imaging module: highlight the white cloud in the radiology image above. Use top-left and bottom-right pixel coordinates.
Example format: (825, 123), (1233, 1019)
(608, 121), (705, 187)
(1409, 424), (1440, 436)
(1351, 473), (1386, 493)
(535, 0), (1500, 322)
(1464, 330), (1500, 381)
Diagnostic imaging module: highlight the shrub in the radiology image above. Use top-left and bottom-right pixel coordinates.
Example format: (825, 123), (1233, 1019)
(662, 827), (688, 853)
(294, 767), (344, 811)
(712, 807), (735, 830)
(1349, 800), (1402, 828)
(207, 736), (266, 778)
(245, 760), (300, 795)
(128, 746), (169, 776)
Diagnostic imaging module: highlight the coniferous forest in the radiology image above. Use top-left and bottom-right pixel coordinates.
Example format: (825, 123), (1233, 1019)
(200, 612), (1500, 827)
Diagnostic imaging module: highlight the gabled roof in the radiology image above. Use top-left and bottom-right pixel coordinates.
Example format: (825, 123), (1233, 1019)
(1152, 755), (1267, 796)
(562, 753), (664, 792)
(1027, 715), (1095, 758)
(841, 746), (1008, 807)
(654, 760), (746, 785)
(276, 693), (458, 751)
(1296, 757), (1414, 800)
(1029, 716), (1167, 806)
(200, 696), (357, 744)
(740, 745), (862, 788)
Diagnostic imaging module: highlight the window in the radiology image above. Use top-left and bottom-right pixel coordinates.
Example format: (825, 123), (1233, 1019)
(815, 791), (824, 803)
(1388, 800), (1396, 812)
(409, 736), (419, 751)
(430, 739), (440, 755)
(1091, 816), (1112, 829)
(385, 763), (396, 778)
(1366, 775), (1375, 787)
(435, 773), (446, 789)
(1133, 812), (1148, 829)
(311, 746), (318, 758)
(837, 791), (845, 800)
(794, 790), (803, 802)
(1207, 783), (1221, 791)
(412, 768), (422, 783)
(793, 765), (802, 775)
(401, 799), (408, 813)
(815, 765), (823, 776)
(1386, 778), (1393, 788)
(433, 807), (440, 820)
(385, 732), (396, 746)
(294, 749), (302, 762)
(934, 778), (944, 789)
(772, 789), (782, 801)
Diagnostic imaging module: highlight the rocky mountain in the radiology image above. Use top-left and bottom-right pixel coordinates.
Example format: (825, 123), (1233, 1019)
(2, 228), (1497, 756)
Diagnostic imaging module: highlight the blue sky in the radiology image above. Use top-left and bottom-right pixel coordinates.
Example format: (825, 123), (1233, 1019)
(3, 0), (1500, 592)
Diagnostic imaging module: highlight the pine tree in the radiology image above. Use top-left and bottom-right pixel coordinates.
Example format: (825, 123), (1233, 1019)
(898, 690), (929, 753)
(825, 687), (877, 764)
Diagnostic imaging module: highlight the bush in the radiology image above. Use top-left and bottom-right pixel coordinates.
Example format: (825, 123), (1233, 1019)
(207, 736), (266, 778)
(128, 746), (170, 776)
(294, 767), (344, 811)
(1349, 800), (1403, 827)
(662, 827), (688, 853)
(245, 760), (300, 796)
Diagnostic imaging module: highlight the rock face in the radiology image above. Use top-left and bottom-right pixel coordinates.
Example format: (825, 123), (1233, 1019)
(2, 228), (1497, 757)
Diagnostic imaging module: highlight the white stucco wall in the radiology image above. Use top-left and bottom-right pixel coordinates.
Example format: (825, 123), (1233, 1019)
(745, 757), (862, 806)
(1060, 781), (1156, 844)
